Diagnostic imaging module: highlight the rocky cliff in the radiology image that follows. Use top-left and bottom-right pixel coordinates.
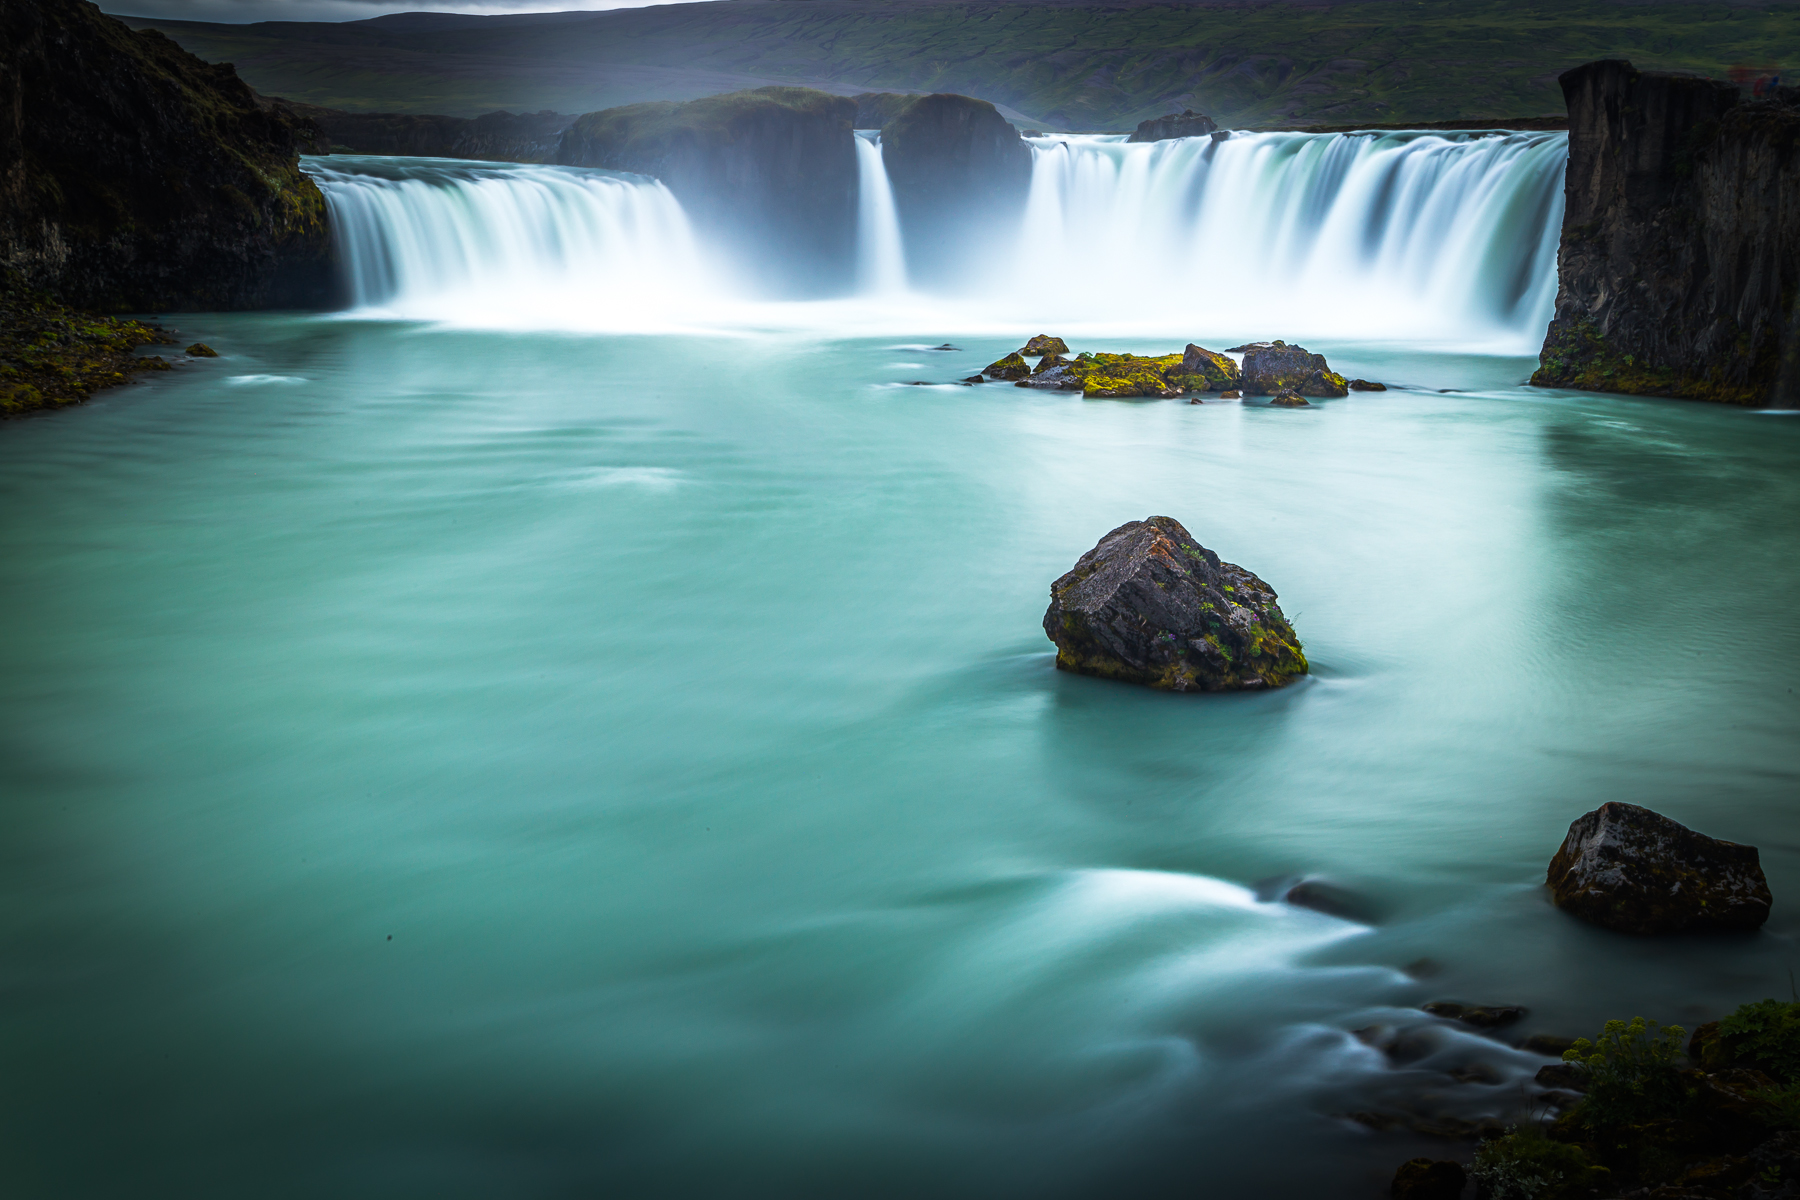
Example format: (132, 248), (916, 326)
(0, 0), (335, 312)
(556, 86), (857, 297)
(275, 101), (574, 163)
(1531, 60), (1800, 406)
(1128, 110), (1218, 142)
(880, 93), (1032, 290)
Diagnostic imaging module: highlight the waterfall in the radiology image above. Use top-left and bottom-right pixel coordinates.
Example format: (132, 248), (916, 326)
(1013, 131), (1567, 346)
(306, 129), (1565, 347)
(854, 133), (907, 295)
(309, 156), (713, 328)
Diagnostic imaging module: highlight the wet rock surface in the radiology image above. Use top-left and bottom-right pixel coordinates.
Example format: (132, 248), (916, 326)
(1021, 334), (1069, 356)
(1422, 1002), (1528, 1030)
(1349, 378), (1388, 391)
(1042, 516), (1307, 692)
(983, 351), (1030, 380)
(1546, 802), (1772, 934)
(1269, 389), (1310, 407)
(1240, 341), (1350, 396)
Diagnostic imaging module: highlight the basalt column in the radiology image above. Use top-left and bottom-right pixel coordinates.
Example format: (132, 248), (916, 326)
(1531, 59), (1800, 405)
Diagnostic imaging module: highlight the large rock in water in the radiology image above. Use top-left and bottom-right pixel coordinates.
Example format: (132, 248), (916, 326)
(0, 0), (334, 310)
(880, 93), (1032, 290)
(1531, 60), (1800, 405)
(556, 87), (857, 296)
(1043, 517), (1308, 692)
(1239, 342), (1349, 396)
(1547, 802), (1772, 934)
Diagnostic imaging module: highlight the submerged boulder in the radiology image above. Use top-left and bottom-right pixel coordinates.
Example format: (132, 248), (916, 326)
(1022, 334), (1070, 356)
(1349, 378), (1388, 391)
(1546, 802), (1772, 934)
(1042, 516), (1308, 692)
(1240, 341), (1349, 397)
(1269, 389), (1310, 407)
(984, 351), (1030, 380)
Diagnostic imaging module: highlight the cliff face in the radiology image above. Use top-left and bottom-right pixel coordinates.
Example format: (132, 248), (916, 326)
(1128, 110), (1218, 143)
(275, 102), (574, 163)
(1532, 60), (1800, 406)
(556, 86), (858, 297)
(880, 93), (1032, 289)
(0, 0), (334, 312)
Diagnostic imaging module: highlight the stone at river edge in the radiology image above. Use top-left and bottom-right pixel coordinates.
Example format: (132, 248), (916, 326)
(1042, 517), (1307, 692)
(1547, 802), (1772, 934)
(1239, 341), (1349, 397)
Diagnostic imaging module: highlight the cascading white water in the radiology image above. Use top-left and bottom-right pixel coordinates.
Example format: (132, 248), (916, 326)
(854, 133), (907, 296)
(307, 129), (1565, 348)
(1015, 131), (1567, 347)
(310, 156), (715, 329)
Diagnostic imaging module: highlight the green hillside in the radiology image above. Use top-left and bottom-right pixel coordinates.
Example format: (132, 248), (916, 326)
(118, 0), (1800, 130)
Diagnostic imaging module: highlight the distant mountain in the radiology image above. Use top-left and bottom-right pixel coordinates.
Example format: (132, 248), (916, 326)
(114, 0), (1799, 131)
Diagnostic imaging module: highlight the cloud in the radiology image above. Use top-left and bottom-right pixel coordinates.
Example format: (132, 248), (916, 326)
(104, 0), (683, 24)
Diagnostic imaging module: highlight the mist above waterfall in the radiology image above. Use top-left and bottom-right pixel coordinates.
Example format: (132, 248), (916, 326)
(310, 128), (1566, 350)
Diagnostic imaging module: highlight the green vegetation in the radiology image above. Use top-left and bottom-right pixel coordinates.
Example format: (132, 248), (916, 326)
(117, 0), (1800, 130)
(0, 279), (171, 417)
(1470, 1000), (1800, 1198)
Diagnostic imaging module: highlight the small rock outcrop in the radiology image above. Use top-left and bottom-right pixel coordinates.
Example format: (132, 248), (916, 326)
(1, 0), (335, 311)
(1239, 342), (1349, 396)
(1022, 334), (1069, 356)
(879, 93), (1032, 289)
(1181, 343), (1240, 390)
(557, 87), (858, 296)
(1269, 389), (1310, 407)
(984, 351), (1030, 380)
(1391, 1158), (1466, 1200)
(1349, 378), (1388, 391)
(1042, 516), (1308, 693)
(1546, 802), (1772, 934)
(1127, 109), (1220, 143)
(1531, 60), (1800, 405)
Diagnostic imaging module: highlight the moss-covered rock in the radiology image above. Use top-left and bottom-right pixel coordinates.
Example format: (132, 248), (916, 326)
(185, 342), (218, 357)
(1042, 516), (1308, 693)
(1179, 343), (1240, 390)
(0, 280), (171, 416)
(984, 351), (1030, 380)
(1547, 802), (1772, 934)
(1022, 334), (1069, 356)
(1240, 341), (1349, 396)
(1269, 389), (1310, 407)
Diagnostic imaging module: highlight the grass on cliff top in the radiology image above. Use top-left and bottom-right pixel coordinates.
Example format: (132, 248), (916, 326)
(118, 0), (1800, 130)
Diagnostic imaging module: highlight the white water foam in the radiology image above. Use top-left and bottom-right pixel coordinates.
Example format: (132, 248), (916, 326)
(307, 129), (1565, 350)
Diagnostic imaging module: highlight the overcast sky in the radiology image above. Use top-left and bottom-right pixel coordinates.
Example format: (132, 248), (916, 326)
(106, 0), (686, 23)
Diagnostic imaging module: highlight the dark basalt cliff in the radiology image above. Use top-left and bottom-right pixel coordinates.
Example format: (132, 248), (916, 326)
(0, 0), (334, 312)
(556, 86), (857, 297)
(1128, 110), (1219, 143)
(880, 93), (1032, 289)
(274, 101), (574, 164)
(1531, 60), (1800, 406)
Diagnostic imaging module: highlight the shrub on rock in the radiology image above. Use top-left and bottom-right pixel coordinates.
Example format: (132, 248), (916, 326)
(1546, 802), (1772, 934)
(1042, 516), (1307, 692)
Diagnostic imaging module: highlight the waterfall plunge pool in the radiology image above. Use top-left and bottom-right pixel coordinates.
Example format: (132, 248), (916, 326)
(2, 135), (1798, 1200)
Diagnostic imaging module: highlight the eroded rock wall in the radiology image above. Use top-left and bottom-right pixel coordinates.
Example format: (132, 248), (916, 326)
(556, 86), (858, 297)
(1532, 60), (1800, 406)
(880, 93), (1032, 290)
(0, 0), (334, 311)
